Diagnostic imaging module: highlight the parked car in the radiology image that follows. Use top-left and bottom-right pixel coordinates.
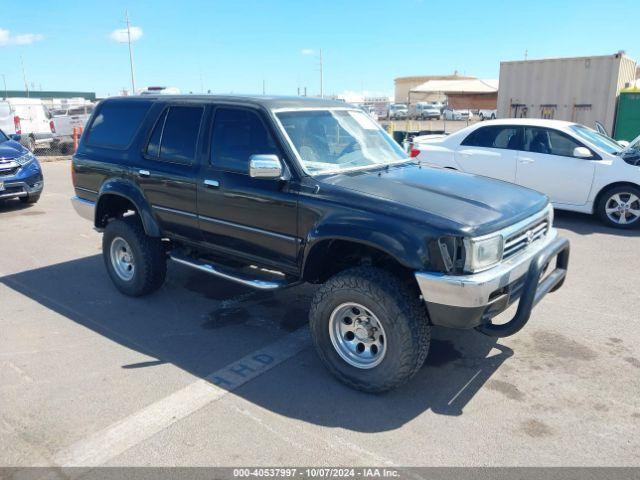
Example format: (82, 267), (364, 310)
(71, 96), (569, 392)
(139, 86), (181, 95)
(359, 104), (379, 121)
(0, 98), (56, 151)
(52, 104), (95, 153)
(442, 107), (473, 121)
(413, 102), (440, 120)
(388, 103), (408, 120)
(413, 118), (640, 228)
(479, 109), (497, 121)
(0, 129), (44, 204)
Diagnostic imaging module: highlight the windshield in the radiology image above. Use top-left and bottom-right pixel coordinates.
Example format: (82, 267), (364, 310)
(276, 109), (409, 174)
(570, 124), (623, 155)
(627, 134), (640, 151)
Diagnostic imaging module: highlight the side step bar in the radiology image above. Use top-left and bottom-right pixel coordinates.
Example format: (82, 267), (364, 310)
(169, 252), (288, 290)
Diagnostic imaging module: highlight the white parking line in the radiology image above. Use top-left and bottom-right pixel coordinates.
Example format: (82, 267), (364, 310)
(52, 327), (312, 467)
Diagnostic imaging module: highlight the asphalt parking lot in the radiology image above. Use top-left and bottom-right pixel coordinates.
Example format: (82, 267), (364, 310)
(1, 160), (639, 468)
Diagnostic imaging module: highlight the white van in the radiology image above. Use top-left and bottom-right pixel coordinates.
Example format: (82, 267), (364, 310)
(0, 98), (56, 151)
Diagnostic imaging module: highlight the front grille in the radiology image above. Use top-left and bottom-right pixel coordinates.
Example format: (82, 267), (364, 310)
(0, 185), (25, 196)
(503, 217), (549, 260)
(0, 166), (19, 176)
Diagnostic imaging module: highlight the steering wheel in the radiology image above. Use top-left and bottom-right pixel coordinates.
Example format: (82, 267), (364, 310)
(339, 139), (360, 156)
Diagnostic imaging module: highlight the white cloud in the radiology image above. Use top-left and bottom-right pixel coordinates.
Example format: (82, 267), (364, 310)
(0, 28), (44, 46)
(301, 48), (315, 56)
(110, 26), (143, 43)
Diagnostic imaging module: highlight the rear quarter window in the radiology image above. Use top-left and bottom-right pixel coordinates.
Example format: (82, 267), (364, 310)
(85, 100), (152, 149)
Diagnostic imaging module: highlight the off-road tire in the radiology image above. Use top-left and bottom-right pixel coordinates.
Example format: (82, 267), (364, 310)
(309, 266), (430, 393)
(19, 193), (40, 204)
(596, 185), (640, 229)
(102, 216), (167, 296)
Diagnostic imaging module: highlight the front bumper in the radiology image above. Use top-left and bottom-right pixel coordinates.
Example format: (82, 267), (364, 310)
(0, 164), (44, 200)
(415, 229), (570, 336)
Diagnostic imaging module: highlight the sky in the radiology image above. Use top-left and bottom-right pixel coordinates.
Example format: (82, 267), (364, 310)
(0, 0), (637, 98)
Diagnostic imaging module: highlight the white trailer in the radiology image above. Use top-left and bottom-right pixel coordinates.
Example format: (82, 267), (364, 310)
(497, 53), (637, 134)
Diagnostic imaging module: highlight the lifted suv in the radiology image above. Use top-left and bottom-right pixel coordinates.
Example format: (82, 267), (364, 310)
(71, 95), (570, 392)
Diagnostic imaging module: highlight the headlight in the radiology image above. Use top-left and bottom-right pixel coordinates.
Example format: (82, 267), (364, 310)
(463, 234), (504, 273)
(15, 152), (36, 166)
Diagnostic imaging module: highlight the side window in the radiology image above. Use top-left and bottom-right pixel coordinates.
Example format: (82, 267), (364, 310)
(211, 108), (278, 173)
(524, 127), (585, 157)
(144, 106), (203, 163)
(86, 100), (152, 148)
(461, 126), (520, 149)
(145, 110), (167, 158)
(492, 127), (520, 149)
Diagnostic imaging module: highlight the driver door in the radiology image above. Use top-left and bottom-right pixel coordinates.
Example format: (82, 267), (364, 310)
(196, 106), (300, 274)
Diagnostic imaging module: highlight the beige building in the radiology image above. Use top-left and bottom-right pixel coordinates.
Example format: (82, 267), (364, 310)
(394, 74), (475, 103)
(409, 79), (499, 110)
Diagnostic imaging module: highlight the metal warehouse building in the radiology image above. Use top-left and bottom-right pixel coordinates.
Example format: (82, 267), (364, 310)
(497, 53), (637, 134)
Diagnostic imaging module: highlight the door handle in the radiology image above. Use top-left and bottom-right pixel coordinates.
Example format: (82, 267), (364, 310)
(138, 169), (150, 177)
(519, 157), (535, 164)
(204, 179), (220, 188)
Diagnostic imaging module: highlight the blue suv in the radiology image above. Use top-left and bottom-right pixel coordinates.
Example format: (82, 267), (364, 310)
(0, 129), (44, 205)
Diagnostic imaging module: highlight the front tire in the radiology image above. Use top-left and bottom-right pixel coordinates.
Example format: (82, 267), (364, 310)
(102, 216), (167, 296)
(309, 267), (430, 393)
(597, 185), (640, 229)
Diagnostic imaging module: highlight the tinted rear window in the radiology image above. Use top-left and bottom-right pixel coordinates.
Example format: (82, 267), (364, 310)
(86, 101), (151, 148)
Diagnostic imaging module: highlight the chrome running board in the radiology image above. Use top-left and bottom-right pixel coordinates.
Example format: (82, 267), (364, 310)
(169, 251), (287, 290)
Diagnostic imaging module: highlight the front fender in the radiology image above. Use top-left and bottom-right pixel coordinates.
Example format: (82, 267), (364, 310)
(97, 178), (161, 237)
(303, 214), (430, 273)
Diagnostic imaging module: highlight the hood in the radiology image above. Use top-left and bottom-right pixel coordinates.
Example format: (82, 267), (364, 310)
(320, 163), (549, 235)
(0, 140), (27, 161)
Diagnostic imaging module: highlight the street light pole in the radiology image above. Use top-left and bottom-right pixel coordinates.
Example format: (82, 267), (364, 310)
(1, 74), (7, 99)
(319, 49), (323, 98)
(125, 10), (136, 94)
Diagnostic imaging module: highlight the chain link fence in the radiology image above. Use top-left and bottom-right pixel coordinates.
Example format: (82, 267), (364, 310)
(1, 100), (93, 161)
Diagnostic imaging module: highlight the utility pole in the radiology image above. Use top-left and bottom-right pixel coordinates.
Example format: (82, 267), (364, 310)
(262, 79), (266, 95)
(1, 74), (7, 99)
(20, 56), (29, 98)
(319, 49), (323, 98)
(524, 49), (528, 61)
(125, 10), (136, 94)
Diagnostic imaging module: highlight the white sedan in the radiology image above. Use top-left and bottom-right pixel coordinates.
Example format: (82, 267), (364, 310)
(442, 108), (473, 121)
(413, 118), (640, 228)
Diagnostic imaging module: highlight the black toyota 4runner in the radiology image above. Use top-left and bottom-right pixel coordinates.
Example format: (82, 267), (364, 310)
(71, 96), (570, 392)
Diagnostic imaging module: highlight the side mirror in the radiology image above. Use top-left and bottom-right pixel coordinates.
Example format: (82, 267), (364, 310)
(9, 134), (21, 142)
(573, 146), (592, 159)
(249, 154), (283, 179)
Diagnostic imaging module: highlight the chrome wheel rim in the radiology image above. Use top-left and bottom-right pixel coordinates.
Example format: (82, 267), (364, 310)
(605, 193), (640, 225)
(110, 237), (135, 281)
(328, 303), (387, 369)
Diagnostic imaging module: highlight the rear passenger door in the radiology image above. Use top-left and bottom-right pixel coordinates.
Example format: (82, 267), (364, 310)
(455, 125), (521, 183)
(196, 106), (299, 274)
(135, 104), (204, 239)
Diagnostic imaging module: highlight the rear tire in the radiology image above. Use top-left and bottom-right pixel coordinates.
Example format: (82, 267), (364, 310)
(102, 216), (167, 296)
(309, 266), (430, 393)
(596, 185), (640, 229)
